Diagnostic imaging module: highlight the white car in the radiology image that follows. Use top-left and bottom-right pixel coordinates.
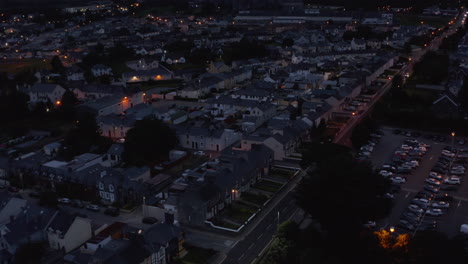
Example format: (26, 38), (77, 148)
(413, 198), (430, 205)
(408, 204), (424, 214)
(194, 150), (206, 156)
(391, 177), (406, 184)
(409, 160), (419, 166)
(401, 145), (413, 150)
(426, 208), (443, 216)
(432, 201), (450, 208)
(444, 177), (461, 185)
(419, 143), (431, 148)
(86, 204), (100, 211)
(379, 170), (393, 177)
(429, 172), (443, 180)
(425, 178), (441, 186)
(382, 165), (396, 171)
(442, 152), (455, 157)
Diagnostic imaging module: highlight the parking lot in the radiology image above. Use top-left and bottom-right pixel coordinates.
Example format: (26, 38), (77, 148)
(371, 127), (468, 237)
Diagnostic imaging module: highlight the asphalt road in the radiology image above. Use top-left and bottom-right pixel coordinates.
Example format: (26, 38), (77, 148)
(333, 13), (464, 145)
(221, 192), (299, 264)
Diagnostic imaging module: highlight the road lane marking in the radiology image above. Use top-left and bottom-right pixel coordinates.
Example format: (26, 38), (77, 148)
(405, 192), (410, 198)
(267, 224), (272, 230)
(429, 156), (433, 160)
(458, 200), (462, 208)
(239, 253), (244, 260)
(248, 244), (254, 250)
(258, 233), (263, 239)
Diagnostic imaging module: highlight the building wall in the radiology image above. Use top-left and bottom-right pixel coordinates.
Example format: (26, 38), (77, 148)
(48, 217), (92, 253)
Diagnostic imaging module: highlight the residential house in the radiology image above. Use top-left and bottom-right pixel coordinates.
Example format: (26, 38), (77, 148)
(351, 38), (366, 50)
(126, 58), (159, 71)
(122, 68), (173, 83)
(176, 126), (242, 152)
(47, 212), (92, 254)
(431, 92), (462, 118)
(73, 84), (125, 100)
(102, 144), (124, 167)
(0, 197), (57, 263)
(91, 64), (113, 77)
(96, 166), (150, 204)
(66, 65), (85, 81)
(24, 83), (66, 105)
(79, 93), (144, 116)
(170, 145), (273, 225)
(208, 61), (231, 73)
(204, 96), (277, 126)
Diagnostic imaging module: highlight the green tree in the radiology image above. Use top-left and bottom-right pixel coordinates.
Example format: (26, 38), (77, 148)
(123, 119), (178, 166)
(50, 55), (64, 73)
(282, 38), (294, 48)
(14, 242), (46, 264)
(297, 142), (391, 238)
(59, 113), (110, 160)
(413, 51), (449, 84)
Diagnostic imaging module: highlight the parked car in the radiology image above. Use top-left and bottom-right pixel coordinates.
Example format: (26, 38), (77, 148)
(86, 204), (100, 212)
(397, 220), (415, 231)
(408, 204), (424, 215)
(444, 178), (461, 185)
(391, 176), (407, 184)
(426, 208), (443, 216)
(432, 201), (450, 208)
(424, 185), (440, 193)
(142, 217), (158, 225)
(57, 198), (71, 204)
(425, 178), (441, 186)
(429, 172), (443, 180)
(379, 170), (393, 178)
(104, 207), (120, 217)
(8, 186), (19, 193)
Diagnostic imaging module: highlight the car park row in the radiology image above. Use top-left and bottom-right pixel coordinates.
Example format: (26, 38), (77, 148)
(394, 142), (466, 233)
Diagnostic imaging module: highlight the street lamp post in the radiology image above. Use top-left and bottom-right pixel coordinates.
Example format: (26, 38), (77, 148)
(452, 132), (456, 148)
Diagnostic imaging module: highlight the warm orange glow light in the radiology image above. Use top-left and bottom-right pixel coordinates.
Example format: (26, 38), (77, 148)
(56, 100), (61, 105)
(155, 75), (162, 80)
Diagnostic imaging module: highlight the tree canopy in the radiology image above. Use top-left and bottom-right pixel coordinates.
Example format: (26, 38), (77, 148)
(59, 113), (111, 160)
(297, 142), (392, 238)
(122, 119), (178, 166)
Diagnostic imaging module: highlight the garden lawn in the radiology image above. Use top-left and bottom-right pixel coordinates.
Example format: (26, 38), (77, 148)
(253, 179), (284, 193)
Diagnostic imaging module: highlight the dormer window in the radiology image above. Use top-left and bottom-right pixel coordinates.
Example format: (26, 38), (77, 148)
(99, 183), (104, 190)
(109, 184), (114, 192)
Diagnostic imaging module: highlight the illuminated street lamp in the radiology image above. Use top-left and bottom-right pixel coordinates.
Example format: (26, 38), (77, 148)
(390, 227), (395, 233)
(452, 132), (456, 148)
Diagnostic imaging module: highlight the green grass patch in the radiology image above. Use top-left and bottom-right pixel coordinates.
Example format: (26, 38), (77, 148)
(175, 244), (217, 264)
(0, 58), (50, 74)
(226, 202), (257, 223)
(111, 63), (132, 78)
(241, 192), (269, 205)
(253, 180), (284, 193)
(270, 168), (296, 180)
(211, 219), (241, 230)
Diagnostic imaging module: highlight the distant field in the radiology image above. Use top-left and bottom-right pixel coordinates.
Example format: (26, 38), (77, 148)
(0, 59), (50, 74)
(0, 0), (87, 9)
(395, 14), (451, 27)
